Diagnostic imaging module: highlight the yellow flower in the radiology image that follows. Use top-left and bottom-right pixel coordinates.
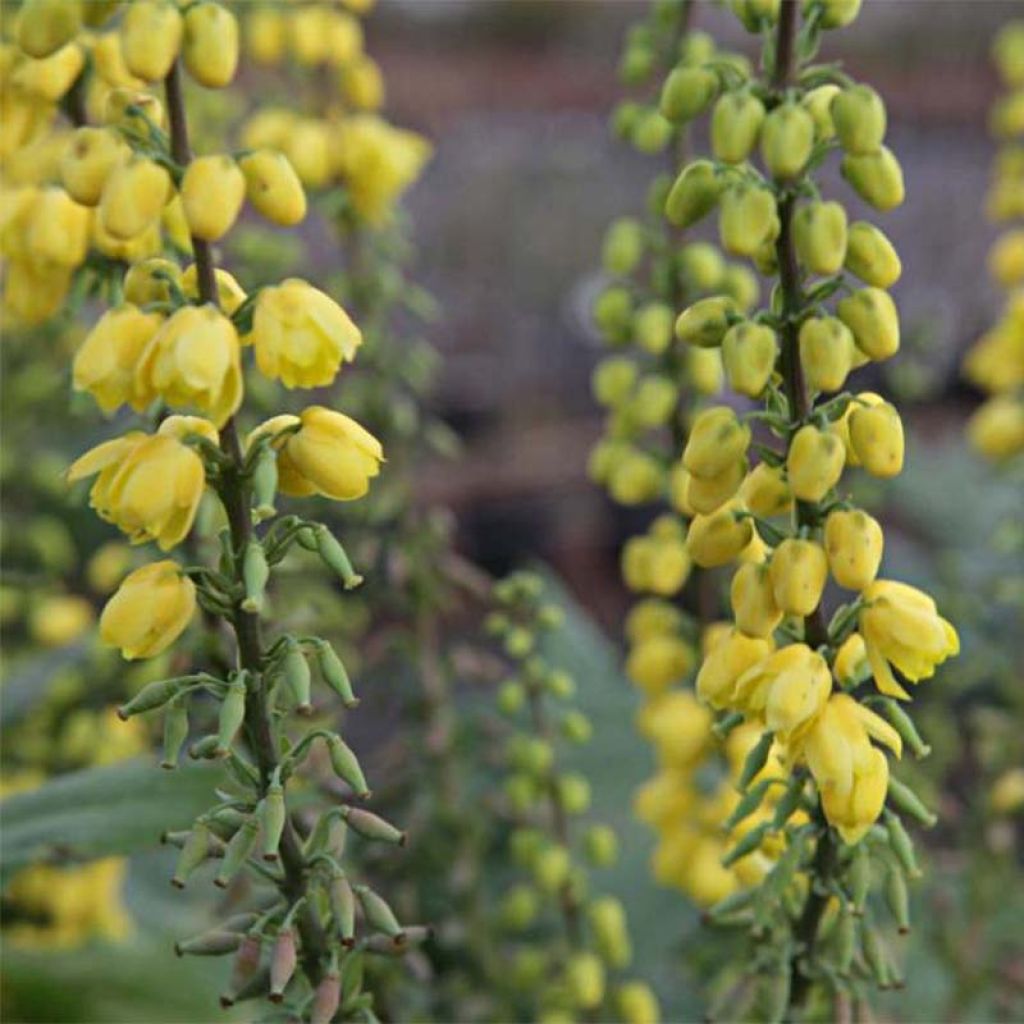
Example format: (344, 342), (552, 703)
(182, 1), (239, 88)
(686, 499), (753, 568)
(120, 0), (183, 82)
(239, 149), (307, 227)
(824, 508), (884, 591)
(769, 538), (828, 617)
(833, 632), (870, 687)
(136, 303), (243, 426)
(617, 982), (661, 1024)
(627, 635), (695, 699)
(800, 693), (901, 843)
(67, 417), (215, 550)
(27, 187), (91, 268)
(339, 55), (384, 111)
(848, 399), (904, 477)
(72, 304), (165, 415)
(859, 580), (959, 699)
(786, 424), (845, 502)
(683, 405), (751, 480)
(967, 395), (1024, 461)
(98, 155), (171, 241)
(11, 42), (85, 103)
(180, 154), (245, 242)
(270, 406), (383, 501)
(332, 114), (432, 225)
(740, 462), (792, 518)
(246, 6), (286, 65)
(29, 594), (94, 647)
(695, 629), (774, 709)
(16, 0), (82, 59)
(730, 561), (782, 638)
(991, 768), (1024, 815)
(249, 279), (361, 389)
(99, 560), (196, 659)
(180, 264), (247, 315)
(732, 644), (832, 741)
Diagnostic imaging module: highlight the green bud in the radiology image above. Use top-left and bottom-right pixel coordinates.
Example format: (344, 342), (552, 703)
(602, 217), (645, 276)
(504, 773), (537, 813)
(730, 0), (780, 31)
(118, 675), (197, 720)
(884, 811), (922, 878)
(281, 640), (312, 714)
(500, 884), (540, 930)
(314, 527), (363, 590)
(260, 782), (287, 861)
(172, 821), (212, 888)
(675, 295), (738, 348)
(770, 775), (806, 830)
(311, 969), (341, 1024)
(329, 872), (357, 946)
(887, 776), (937, 828)
(216, 676), (248, 757)
(802, 83), (841, 141)
(251, 445), (278, 522)
(814, 0), (863, 29)
(630, 375), (679, 428)
(793, 200), (848, 276)
(619, 44), (654, 86)
(496, 679), (526, 715)
(241, 541), (270, 613)
(315, 642), (358, 707)
(678, 241), (726, 292)
(848, 840), (871, 915)
(660, 65), (719, 123)
(565, 950), (606, 1009)
(738, 730), (774, 790)
(861, 924), (890, 987)
(835, 905), (857, 975)
(610, 100), (642, 139)
(885, 866), (910, 933)
(593, 286), (634, 344)
(214, 816), (259, 889)
(583, 824), (618, 867)
(189, 734), (221, 760)
(593, 356), (637, 409)
(631, 109), (673, 154)
(837, 286), (900, 361)
(798, 316), (855, 393)
(327, 735), (370, 799)
(588, 896), (631, 968)
(722, 822), (769, 867)
(633, 301), (675, 355)
(708, 886), (757, 921)
(722, 321), (778, 398)
(220, 934), (263, 1009)
(841, 146), (905, 211)
(355, 885), (404, 939)
(532, 844), (571, 892)
(832, 84), (886, 155)
(175, 929), (243, 957)
(845, 221), (902, 288)
(724, 777), (774, 830)
(269, 927), (297, 1003)
(161, 697), (190, 770)
(719, 183), (778, 257)
(665, 159), (723, 228)
(711, 90), (766, 163)
(558, 772), (592, 815)
(760, 102), (815, 180)
(545, 669), (576, 699)
(721, 263), (760, 311)
(341, 805), (406, 846)
(561, 709), (593, 744)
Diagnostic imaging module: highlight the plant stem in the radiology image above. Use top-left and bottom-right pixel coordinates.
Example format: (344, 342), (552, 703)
(769, 3), (839, 1011)
(163, 59), (327, 986)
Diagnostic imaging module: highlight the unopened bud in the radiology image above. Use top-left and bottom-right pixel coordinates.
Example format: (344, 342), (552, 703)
(189, 734), (221, 760)
(311, 970), (341, 1024)
(841, 146), (905, 211)
(314, 527), (363, 590)
(876, 698), (931, 759)
(172, 821), (211, 888)
(665, 159), (723, 228)
(722, 822), (769, 867)
(183, 2), (239, 89)
(355, 885), (404, 940)
(315, 642), (358, 707)
(118, 676), (194, 720)
(341, 806), (405, 846)
(760, 103), (815, 180)
(220, 934), (262, 1009)
(329, 873), (357, 946)
(327, 735), (370, 799)
(161, 697), (190, 769)
(832, 84), (887, 155)
(216, 676), (248, 756)
(738, 731), (774, 791)
(711, 90), (766, 164)
(214, 816), (259, 889)
(175, 929), (242, 957)
(269, 927), (298, 1003)
(260, 782), (287, 861)
(251, 445), (278, 522)
(241, 541), (269, 613)
(660, 65), (719, 123)
(675, 295), (738, 348)
(281, 640), (312, 714)
(884, 866), (910, 933)
(888, 777), (937, 827)
(848, 841), (871, 915)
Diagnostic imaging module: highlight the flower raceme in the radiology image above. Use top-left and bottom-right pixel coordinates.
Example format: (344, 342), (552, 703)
(68, 417), (216, 551)
(99, 560), (197, 660)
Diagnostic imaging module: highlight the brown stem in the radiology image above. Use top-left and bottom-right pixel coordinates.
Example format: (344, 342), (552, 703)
(163, 59), (327, 986)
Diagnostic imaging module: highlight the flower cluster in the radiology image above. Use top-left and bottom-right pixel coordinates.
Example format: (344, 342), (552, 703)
(963, 20), (1024, 462)
(627, 0), (957, 1013)
(486, 573), (660, 1024)
(1, 1), (424, 1016)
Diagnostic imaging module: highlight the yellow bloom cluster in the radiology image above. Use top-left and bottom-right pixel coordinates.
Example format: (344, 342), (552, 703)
(238, 1), (431, 225)
(964, 21), (1024, 462)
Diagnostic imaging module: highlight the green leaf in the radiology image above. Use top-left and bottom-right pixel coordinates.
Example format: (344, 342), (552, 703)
(0, 760), (223, 882)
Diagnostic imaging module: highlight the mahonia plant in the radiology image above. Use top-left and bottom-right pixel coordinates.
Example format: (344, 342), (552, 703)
(486, 572), (660, 1024)
(652, 0), (959, 1017)
(3, 0), (424, 1017)
(963, 19), (1024, 463)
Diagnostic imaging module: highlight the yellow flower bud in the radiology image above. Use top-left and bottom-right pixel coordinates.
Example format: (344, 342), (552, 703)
(90, 30), (141, 88)
(721, 264), (761, 312)
(287, 5), (331, 65)
(740, 462), (792, 518)
(760, 102), (815, 180)
(841, 146), (905, 210)
(592, 357), (636, 408)
(629, 376), (679, 429)
(848, 400), (904, 478)
(86, 541), (134, 594)
(667, 465), (696, 517)
(633, 302), (674, 355)
(989, 229), (1024, 288)
(276, 406), (383, 502)
(860, 580), (958, 699)
(710, 90), (766, 163)
(994, 21), (1024, 86)
(675, 295), (738, 348)
(621, 528), (691, 597)
(812, 0), (862, 29)
(731, 561), (782, 638)
(589, 898), (632, 969)
(824, 508), (884, 591)
(719, 183), (778, 257)
(631, 109), (673, 154)
(608, 450), (664, 505)
(17, 0), (82, 59)
(161, 194), (192, 253)
(686, 500), (753, 568)
(602, 216), (644, 276)
(180, 154), (245, 242)
(626, 635), (694, 697)
(769, 538), (828, 617)
(792, 200), (848, 276)
(625, 599), (683, 644)
(844, 221), (901, 288)
(684, 406), (751, 479)
(103, 86), (164, 134)
(732, 643), (831, 740)
(249, 279), (361, 389)
(687, 347), (725, 395)
(686, 457), (747, 515)
(664, 159), (723, 228)
(722, 321), (778, 397)
(122, 257), (182, 306)
(695, 628), (774, 708)
(325, 11), (365, 67)
(837, 287), (900, 361)
(98, 155), (171, 241)
(60, 125), (130, 206)
(136, 304), (243, 427)
(10, 41), (84, 102)
(30, 594), (95, 648)
(73, 304), (165, 415)
(831, 84), (886, 155)
(339, 55), (384, 112)
(798, 316), (854, 393)
(234, 149), (307, 231)
(284, 118), (333, 189)
(183, 2), (239, 89)
(120, 0), (183, 82)
(802, 84), (840, 141)
(786, 425), (845, 503)
(730, 0), (780, 32)
(100, 560), (196, 660)
(660, 65), (719, 123)
(180, 264), (247, 315)
(565, 952), (606, 1010)
(246, 7), (286, 65)
(677, 241), (725, 292)
(967, 395), (1024, 461)
(833, 632), (869, 686)
(26, 186), (90, 267)
(1, 258), (71, 326)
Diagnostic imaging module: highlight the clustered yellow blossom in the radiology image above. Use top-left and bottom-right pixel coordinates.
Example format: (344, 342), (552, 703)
(964, 20), (1024, 462)
(238, 1), (431, 225)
